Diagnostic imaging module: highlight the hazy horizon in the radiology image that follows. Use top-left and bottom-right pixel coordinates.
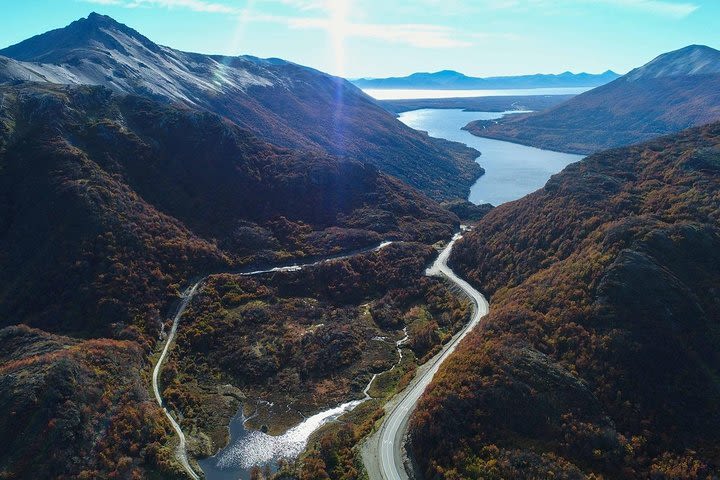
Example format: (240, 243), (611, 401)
(351, 70), (622, 81)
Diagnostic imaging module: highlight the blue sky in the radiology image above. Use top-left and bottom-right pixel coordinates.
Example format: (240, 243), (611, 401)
(1, 0), (718, 78)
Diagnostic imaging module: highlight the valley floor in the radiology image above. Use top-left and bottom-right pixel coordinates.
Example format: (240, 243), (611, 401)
(153, 238), (473, 478)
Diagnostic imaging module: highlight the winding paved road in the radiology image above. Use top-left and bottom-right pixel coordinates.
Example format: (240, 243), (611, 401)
(364, 231), (490, 480)
(152, 282), (202, 480)
(151, 241), (394, 479)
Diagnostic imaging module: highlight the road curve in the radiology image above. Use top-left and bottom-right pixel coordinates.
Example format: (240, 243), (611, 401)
(152, 282), (203, 480)
(365, 230), (490, 480)
(152, 241), (393, 478)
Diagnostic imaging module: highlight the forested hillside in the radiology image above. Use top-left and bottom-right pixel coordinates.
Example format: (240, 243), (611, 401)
(411, 122), (720, 479)
(0, 82), (458, 478)
(465, 45), (720, 154)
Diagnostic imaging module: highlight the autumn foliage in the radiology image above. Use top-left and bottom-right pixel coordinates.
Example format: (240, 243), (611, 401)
(0, 325), (182, 479)
(411, 122), (720, 478)
(165, 242), (470, 453)
(0, 82), (459, 478)
(0, 82), (457, 338)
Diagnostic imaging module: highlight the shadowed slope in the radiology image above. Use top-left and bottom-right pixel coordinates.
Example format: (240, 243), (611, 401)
(0, 82), (456, 338)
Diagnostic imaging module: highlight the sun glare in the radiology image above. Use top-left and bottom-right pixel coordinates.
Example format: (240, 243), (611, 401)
(327, 0), (350, 77)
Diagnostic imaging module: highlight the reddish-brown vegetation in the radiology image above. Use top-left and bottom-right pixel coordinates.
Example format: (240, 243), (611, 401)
(465, 47), (720, 154)
(0, 325), (182, 480)
(411, 122), (720, 478)
(0, 82), (456, 338)
(0, 82), (459, 478)
(164, 242), (470, 453)
(0, 13), (482, 200)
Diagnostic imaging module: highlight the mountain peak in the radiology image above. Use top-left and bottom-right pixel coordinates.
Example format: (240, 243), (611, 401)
(83, 12), (134, 32)
(405, 69), (467, 80)
(625, 44), (720, 81)
(0, 13), (159, 63)
(86, 11), (118, 25)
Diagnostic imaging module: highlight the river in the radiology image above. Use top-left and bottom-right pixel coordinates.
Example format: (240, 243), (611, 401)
(199, 109), (584, 480)
(199, 396), (366, 480)
(398, 109), (584, 205)
(196, 244), (398, 480)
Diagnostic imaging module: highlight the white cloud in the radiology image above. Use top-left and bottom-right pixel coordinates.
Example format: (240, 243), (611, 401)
(82, 0), (124, 5)
(82, 0), (240, 13)
(277, 0), (326, 10)
(596, 0), (698, 18)
(271, 0), (486, 48)
(287, 18), (473, 48)
(421, 0), (700, 18)
(82, 0), (700, 18)
(81, 0), (526, 48)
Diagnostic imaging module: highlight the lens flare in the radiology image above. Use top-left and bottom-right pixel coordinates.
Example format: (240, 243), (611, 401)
(327, 0), (350, 77)
(210, 0), (257, 87)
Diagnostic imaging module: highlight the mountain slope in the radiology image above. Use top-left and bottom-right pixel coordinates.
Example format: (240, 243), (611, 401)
(352, 69), (620, 90)
(465, 45), (720, 154)
(0, 82), (457, 338)
(410, 122), (720, 478)
(0, 81), (462, 478)
(0, 325), (180, 479)
(625, 44), (720, 80)
(0, 13), (480, 199)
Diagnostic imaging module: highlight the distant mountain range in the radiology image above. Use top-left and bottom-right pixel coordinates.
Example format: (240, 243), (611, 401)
(0, 13), (480, 200)
(465, 44), (720, 154)
(351, 69), (620, 90)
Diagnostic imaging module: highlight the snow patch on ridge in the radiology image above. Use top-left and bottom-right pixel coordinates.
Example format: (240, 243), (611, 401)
(0, 23), (276, 103)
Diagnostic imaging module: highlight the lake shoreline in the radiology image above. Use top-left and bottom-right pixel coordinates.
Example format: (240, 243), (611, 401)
(397, 109), (585, 206)
(461, 121), (594, 156)
(378, 94), (576, 114)
(362, 86), (593, 100)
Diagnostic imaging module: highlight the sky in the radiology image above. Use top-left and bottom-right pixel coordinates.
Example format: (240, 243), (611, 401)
(1, 0), (718, 79)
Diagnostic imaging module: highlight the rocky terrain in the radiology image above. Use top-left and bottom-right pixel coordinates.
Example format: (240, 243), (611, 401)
(0, 13), (481, 200)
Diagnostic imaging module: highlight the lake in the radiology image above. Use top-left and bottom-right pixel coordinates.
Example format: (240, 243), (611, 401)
(364, 87), (592, 100)
(398, 109), (584, 205)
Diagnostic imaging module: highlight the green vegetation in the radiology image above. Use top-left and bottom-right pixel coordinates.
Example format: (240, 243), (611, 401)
(411, 122), (720, 478)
